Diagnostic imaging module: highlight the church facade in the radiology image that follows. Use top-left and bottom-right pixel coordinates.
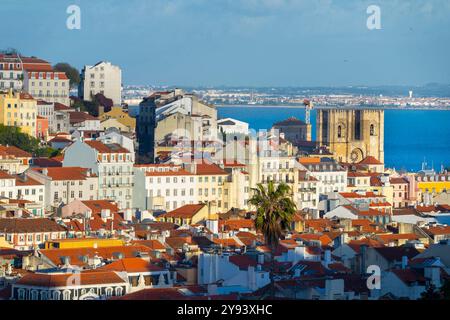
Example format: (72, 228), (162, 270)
(316, 109), (384, 163)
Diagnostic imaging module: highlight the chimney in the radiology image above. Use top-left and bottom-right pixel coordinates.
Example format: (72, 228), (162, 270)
(324, 250), (332, 268)
(101, 209), (111, 220)
(257, 254), (264, 265)
(424, 267), (441, 288)
(360, 245), (367, 274)
(14, 209), (23, 218)
(401, 256), (408, 270)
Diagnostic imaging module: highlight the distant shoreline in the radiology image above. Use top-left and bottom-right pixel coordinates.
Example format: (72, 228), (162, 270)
(217, 104), (450, 111)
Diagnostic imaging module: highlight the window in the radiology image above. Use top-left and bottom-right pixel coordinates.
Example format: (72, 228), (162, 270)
(370, 124), (375, 136)
(337, 125), (342, 138)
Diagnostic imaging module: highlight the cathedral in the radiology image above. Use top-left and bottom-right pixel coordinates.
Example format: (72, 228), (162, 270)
(316, 109), (384, 163)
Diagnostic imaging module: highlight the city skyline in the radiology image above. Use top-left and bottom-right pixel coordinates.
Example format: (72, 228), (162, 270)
(3, 0), (450, 87)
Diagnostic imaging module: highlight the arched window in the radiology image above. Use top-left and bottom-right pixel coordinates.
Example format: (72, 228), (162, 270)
(63, 290), (71, 300)
(52, 290), (61, 300)
(337, 126), (342, 138)
(370, 124), (375, 136)
(115, 287), (123, 296)
(105, 288), (113, 297)
(31, 290), (38, 300)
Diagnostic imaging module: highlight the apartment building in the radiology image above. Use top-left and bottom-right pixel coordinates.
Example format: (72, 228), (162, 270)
(0, 54), (23, 90)
(26, 167), (98, 211)
(222, 162), (250, 211)
(0, 90), (37, 137)
(0, 170), (45, 207)
(294, 170), (321, 216)
(190, 162), (229, 212)
(133, 164), (196, 211)
(133, 161), (247, 213)
(23, 70), (70, 106)
(68, 111), (101, 132)
(0, 218), (67, 250)
(297, 157), (347, 194)
(79, 61), (122, 106)
(0, 145), (32, 174)
(63, 139), (134, 209)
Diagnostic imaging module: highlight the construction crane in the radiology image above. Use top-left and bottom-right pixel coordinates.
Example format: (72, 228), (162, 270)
(303, 99), (314, 125)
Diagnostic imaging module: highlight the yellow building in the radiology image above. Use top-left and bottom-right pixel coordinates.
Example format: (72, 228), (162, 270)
(417, 174), (450, 194)
(157, 203), (212, 225)
(0, 90), (37, 137)
(0, 235), (14, 248)
(99, 106), (136, 132)
(44, 238), (125, 250)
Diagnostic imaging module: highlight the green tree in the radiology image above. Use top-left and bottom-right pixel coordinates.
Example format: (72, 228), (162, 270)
(0, 124), (59, 157)
(53, 62), (80, 89)
(248, 181), (297, 297)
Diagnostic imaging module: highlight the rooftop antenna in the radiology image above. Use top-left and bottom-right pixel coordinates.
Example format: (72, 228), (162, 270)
(421, 157), (427, 171)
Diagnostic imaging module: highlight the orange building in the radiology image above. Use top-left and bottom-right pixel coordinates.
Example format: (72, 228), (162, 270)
(36, 115), (48, 140)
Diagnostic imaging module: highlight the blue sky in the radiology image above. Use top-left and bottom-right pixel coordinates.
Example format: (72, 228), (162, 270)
(2, 0), (450, 86)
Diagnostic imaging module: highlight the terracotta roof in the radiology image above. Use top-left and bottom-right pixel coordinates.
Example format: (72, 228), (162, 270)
(130, 240), (166, 251)
(339, 192), (384, 199)
(112, 287), (238, 300)
(15, 271), (126, 287)
(39, 245), (151, 267)
(213, 238), (241, 247)
(391, 269), (426, 286)
(358, 156), (383, 165)
(94, 258), (164, 273)
(160, 204), (206, 219)
(294, 233), (332, 246)
(69, 111), (98, 124)
(390, 177), (408, 184)
(32, 158), (63, 168)
(229, 255), (258, 270)
(32, 167), (90, 181)
(85, 140), (130, 154)
(0, 145), (31, 158)
(54, 102), (71, 111)
(423, 225), (450, 236)
(0, 218), (66, 233)
(377, 233), (419, 243)
(14, 175), (43, 187)
(374, 246), (420, 262)
(273, 117), (306, 126)
(81, 200), (119, 215)
(195, 163), (227, 175)
(219, 219), (255, 231)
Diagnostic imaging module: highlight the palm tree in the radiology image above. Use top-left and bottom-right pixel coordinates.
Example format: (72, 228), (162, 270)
(248, 181), (297, 298)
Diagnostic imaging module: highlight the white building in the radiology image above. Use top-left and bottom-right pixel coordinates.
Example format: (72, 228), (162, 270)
(25, 167), (98, 211)
(0, 171), (45, 208)
(63, 139), (134, 209)
(217, 118), (249, 135)
(23, 70), (70, 106)
(133, 164), (196, 211)
(297, 158), (347, 194)
(197, 253), (270, 293)
(97, 130), (134, 153)
(79, 61), (122, 106)
(68, 111), (101, 133)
